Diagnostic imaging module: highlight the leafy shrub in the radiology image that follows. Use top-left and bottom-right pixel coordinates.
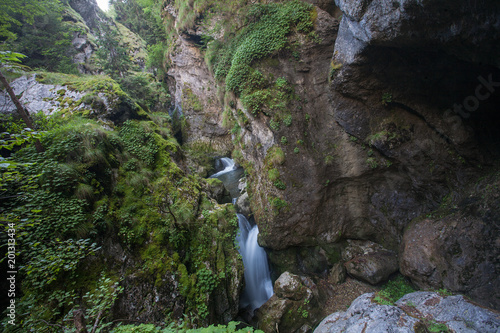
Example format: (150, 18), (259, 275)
(265, 145), (285, 166)
(373, 275), (415, 305)
(112, 321), (264, 332)
(119, 120), (159, 166)
(268, 168), (280, 182)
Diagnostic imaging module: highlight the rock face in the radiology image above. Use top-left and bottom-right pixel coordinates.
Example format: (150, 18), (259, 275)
(163, 0), (500, 312)
(167, 33), (232, 153)
(0, 75), (146, 125)
(400, 172), (500, 310)
(0, 75), (85, 116)
(314, 292), (500, 333)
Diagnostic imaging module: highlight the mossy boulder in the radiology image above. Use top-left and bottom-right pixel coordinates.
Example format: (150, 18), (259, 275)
(254, 272), (322, 333)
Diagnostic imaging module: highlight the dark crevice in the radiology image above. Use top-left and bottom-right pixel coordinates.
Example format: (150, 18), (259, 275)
(390, 101), (452, 144)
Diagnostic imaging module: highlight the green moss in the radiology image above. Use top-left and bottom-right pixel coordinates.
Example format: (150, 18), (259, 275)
(373, 275), (415, 305)
(265, 145), (285, 167)
(270, 196), (289, 214)
(211, 1), (313, 94)
(183, 86), (203, 112)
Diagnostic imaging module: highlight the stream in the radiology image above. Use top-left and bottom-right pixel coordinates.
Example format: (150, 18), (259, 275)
(210, 158), (274, 311)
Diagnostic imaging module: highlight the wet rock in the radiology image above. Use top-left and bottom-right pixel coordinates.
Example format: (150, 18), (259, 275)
(342, 239), (387, 262)
(203, 178), (231, 204)
(400, 172), (500, 310)
(167, 36), (232, 154)
(238, 178), (247, 194)
(235, 191), (251, 216)
(275, 272), (311, 301)
(334, 0), (500, 68)
(400, 215), (500, 310)
(254, 272), (322, 333)
(314, 292), (500, 333)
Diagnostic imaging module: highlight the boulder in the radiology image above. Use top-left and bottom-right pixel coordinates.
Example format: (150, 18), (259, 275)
(314, 292), (500, 333)
(314, 293), (419, 333)
(254, 272), (322, 333)
(396, 292), (500, 333)
(400, 215), (500, 310)
(342, 240), (399, 285)
(203, 178), (231, 204)
(235, 191), (252, 217)
(400, 171), (500, 310)
(345, 251), (398, 285)
(0, 75), (85, 116)
(0, 75), (146, 125)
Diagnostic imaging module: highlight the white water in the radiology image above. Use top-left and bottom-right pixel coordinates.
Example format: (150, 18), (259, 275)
(210, 157), (237, 178)
(210, 158), (273, 311)
(236, 214), (274, 310)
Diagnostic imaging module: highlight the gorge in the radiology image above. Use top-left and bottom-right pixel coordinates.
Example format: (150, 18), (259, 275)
(0, 0), (499, 332)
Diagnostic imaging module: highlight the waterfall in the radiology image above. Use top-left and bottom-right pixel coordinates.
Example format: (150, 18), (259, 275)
(210, 157), (237, 178)
(236, 214), (274, 310)
(210, 158), (273, 311)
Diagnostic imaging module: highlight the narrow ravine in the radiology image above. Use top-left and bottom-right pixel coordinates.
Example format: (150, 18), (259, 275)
(210, 158), (274, 311)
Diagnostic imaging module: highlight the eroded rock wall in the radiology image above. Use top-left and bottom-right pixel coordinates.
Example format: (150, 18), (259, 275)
(166, 0), (500, 310)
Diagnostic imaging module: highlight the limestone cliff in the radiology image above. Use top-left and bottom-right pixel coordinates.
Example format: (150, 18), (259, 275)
(165, 0), (500, 311)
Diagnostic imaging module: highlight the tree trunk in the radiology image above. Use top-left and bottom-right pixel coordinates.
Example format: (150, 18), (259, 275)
(73, 308), (89, 333)
(0, 70), (44, 152)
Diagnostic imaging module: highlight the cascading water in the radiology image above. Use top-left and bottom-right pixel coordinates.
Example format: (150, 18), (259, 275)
(210, 157), (238, 178)
(210, 158), (273, 311)
(236, 214), (274, 310)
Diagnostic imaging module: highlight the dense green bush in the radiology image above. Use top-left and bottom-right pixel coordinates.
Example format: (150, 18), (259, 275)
(209, 0), (313, 95)
(112, 321), (264, 332)
(1, 112), (242, 331)
(2, 3), (80, 73)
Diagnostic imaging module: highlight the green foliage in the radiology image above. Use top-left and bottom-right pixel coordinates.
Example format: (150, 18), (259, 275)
(293, 147), (300, 154)
(268, 168), (280, 182)
(280, 136), (288, 145)
(329, 60), (342, 81)
(2, 3), (80, 74)
(112, 321), (264, 333)
(0, 0), (61, 41)
(119, 120), (159, 166)
(0, 110), (244, 330)
(269, 119), (280, 131)
(25, 239), (100, 289)
(265, 145), (285, 166)
(210, 1), (313, 94)
(426, 321), (449, 333)
(183, 87), (203, 112)
(95, 25), (133, 78)
(366, 157), (378, 169)
(111, 0), (166, 46)
(270, 196), (289, 214)
(382, 92), (393, 106)
(373, 275), (415, 305)
(147, 42), (169, 76)
(283, 114), (292, 127)
(274, 179), (286, 190)
(118, 72), (170, 111)
(324, 155), (334, 165)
